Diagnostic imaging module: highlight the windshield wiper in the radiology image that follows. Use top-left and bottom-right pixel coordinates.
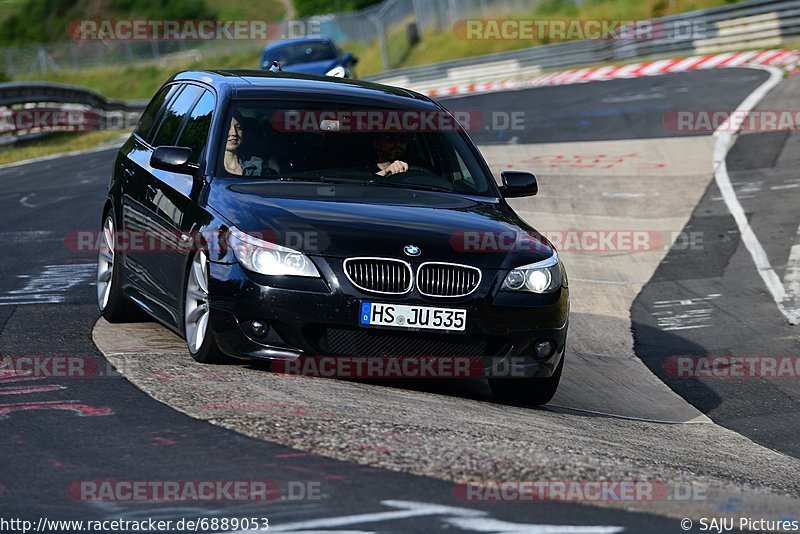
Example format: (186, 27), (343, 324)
(267, 175), (450, 193)
(367, 179), (451, 193)
(267, 176), (360, 184)
(317, 176), (369, 184)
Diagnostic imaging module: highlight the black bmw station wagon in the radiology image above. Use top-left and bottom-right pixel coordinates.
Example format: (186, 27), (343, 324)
(97, 70), (569, 405)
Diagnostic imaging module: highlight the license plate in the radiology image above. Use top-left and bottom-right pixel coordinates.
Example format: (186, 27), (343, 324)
(359, 302), (466, 332)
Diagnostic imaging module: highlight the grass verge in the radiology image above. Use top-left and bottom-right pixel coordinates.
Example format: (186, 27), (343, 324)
(0, 130), (127, 166)
(10, 0), (751, 97)
(16, 47), (264, 101)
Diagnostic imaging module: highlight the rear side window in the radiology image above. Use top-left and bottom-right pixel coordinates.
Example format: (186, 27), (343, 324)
(176, 90), (215, 164)
(151, 85), (203, 148)
(134, 84), (178, 143)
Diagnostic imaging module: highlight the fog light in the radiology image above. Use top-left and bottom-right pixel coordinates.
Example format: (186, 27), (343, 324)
(250, 320), (269, 339)
(533, 339), (556, 359)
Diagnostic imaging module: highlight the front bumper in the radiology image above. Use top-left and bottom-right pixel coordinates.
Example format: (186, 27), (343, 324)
(208, 257), (569, 378)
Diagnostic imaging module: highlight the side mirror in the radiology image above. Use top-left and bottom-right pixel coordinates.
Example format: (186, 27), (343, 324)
(342, 53), (358, 66)
(499, 171), (538, 198)
(151, 146), (194, 174)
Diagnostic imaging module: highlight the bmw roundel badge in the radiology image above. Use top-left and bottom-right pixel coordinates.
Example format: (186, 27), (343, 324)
(403, 244), (421, 256)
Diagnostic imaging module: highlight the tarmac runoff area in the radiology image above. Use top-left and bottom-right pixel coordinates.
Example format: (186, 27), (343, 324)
(95, 133), (800, 522)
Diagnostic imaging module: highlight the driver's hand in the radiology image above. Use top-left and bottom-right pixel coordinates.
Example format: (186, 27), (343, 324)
(376, 160), (409, 176)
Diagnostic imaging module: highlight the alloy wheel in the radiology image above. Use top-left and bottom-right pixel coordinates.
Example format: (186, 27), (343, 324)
(185, 251), (210, 354)
(96, 216), (115, 311)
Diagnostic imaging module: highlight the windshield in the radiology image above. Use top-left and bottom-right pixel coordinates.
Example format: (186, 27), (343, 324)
(217, 100), (496, 197)
(265, 41), (337, 66)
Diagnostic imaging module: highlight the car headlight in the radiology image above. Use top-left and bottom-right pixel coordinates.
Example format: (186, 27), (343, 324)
(502, 253), (562, 293)
(226, 226), (320, 277)
(325, 65), (346, 77)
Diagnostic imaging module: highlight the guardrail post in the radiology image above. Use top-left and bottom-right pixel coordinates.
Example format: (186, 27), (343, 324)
(412, 0), (424, 32)
(4, 48), (14, 76)
(37, 47), (48, 74)
(371, 15), (390, 71)
(69, 43), (79, 70)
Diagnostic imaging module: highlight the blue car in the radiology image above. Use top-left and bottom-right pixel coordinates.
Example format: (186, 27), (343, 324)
(260, 38), (359, 78)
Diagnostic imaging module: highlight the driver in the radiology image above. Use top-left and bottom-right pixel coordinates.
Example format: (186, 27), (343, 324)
(373, 132), (409, 176)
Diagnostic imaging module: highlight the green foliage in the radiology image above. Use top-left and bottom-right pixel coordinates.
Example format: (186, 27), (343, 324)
(0, 0), (215, 45)
(110, 0), (213, 19)
(107, 0), (284, 22)
(0, 0), (79, 44)
(293, 0), (382, 18)
(535, 0), (579, 17)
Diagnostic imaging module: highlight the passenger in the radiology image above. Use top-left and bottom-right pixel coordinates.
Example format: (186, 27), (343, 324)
(223, 112), (264, 176)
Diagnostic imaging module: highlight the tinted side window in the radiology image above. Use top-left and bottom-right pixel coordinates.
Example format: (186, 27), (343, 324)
(176, 90), (214, 164)
(134, 84), (178, 143)
(151, 85), (203, 148)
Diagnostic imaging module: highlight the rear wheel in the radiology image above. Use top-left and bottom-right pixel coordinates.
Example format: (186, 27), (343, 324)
(97, 212), (142, 322)
(184, 251), (229, 364)
(489, 353), (564, 406)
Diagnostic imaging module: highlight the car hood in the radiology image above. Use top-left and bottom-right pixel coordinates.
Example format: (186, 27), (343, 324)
(208, 181), (554, 269)
(280, 59), (340, 75)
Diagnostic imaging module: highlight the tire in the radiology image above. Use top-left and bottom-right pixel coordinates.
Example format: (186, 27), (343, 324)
(183, 250), (230, 364)
(489, 353), (564, 406)
(97, 211), (143, 323)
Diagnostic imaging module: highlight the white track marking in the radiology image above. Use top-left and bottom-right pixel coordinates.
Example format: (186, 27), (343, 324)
(263, 501), (483, 531)
(18, 192), (79, 209)
(445, 516), (624, 533)
(19, 193), (36, 208)
(0, 231), (54, 243)
(652, 295), (721, 307)
(770, 183), (800, 190)
(712, 66), (800, 325)
(651, 295), (719, 331)
(259, 500), (622, 533)
(785, 227), (800, 311)
(0, 264), (96, 305)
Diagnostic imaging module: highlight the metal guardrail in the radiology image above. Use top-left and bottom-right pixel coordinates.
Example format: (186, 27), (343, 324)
(3, 0), (800, 145)
(0, 82), (144, 145)
(366, 0), (800, 87)
(3, 0), (797, 78)
(0, 0), (540, 75)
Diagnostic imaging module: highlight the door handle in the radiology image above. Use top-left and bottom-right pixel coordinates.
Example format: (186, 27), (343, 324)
(146, 184), (158, 199)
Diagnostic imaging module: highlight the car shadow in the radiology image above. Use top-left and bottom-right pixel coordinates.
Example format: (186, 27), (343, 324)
(631, 320), (723, 415)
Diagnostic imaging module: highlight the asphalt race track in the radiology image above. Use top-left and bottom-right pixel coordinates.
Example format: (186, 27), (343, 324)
(1, 67), (799, 532)
(632, 73), (800, 458)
